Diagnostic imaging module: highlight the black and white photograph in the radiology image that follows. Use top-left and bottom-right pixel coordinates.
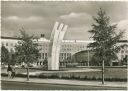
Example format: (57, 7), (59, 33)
(1, 1), (128, 90)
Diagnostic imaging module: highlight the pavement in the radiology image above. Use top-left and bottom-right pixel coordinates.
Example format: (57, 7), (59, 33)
(1, 77), (127, 88)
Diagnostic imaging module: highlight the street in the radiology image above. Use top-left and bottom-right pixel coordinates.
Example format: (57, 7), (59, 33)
(1, 81), (126, 90)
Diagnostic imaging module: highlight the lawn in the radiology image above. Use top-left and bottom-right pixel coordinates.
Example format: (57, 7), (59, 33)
(1, 67), (127, 81)
(1, 68), (41, 74)
(38, 67), (127, 81)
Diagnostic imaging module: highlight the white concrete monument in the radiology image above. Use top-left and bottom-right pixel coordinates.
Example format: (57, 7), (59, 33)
(48, 22), (68, 70)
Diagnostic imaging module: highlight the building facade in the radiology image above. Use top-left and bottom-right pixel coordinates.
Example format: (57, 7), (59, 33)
(35, 35), (93, 66)
(1, 35), (128, 66)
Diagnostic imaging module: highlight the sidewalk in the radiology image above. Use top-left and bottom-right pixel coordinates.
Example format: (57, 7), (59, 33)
(1, 77), (127, 88)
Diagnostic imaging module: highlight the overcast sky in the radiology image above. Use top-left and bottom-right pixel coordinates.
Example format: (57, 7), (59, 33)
(1, 1), (128, 40)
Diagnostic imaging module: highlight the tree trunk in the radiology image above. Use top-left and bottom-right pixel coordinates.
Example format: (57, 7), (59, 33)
(102, 60), (105, 84)
(87, 50), (90, 67)
(27, 65), (29, 81)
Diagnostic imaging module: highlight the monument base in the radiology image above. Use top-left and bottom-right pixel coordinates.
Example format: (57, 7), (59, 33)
(46, 70), (64, 71)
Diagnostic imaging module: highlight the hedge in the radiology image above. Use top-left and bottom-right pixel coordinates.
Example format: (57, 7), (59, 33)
(1, 73), (127, 82)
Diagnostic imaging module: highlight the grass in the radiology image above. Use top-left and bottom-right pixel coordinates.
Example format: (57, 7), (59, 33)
(1, 68), (41, 74)
(1, 67), (127, 82)
(37, 68), (127, 81)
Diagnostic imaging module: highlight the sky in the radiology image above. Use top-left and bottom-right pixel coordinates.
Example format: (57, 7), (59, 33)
(1, 1), (128, 40)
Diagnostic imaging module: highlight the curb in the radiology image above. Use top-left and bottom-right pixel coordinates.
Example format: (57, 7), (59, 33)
(1, 79), (127, 88)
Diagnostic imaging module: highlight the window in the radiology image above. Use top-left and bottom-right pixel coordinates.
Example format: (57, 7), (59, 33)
(121, 50), (124, 54)
(62, 53), (65, 58)
(11, 43), (14, 46)
(125, 50), (128, 53)
(121, 55), (124, 59)
(10, 48), (13, 52)
(45, 53), (47, 57)
(64, 53), (66, 57)
(39, 53), (41, 58)
(69, 53), (71, 56)
(83, 46), (84, 48)
(42, 53), (44, 59)
(6, 43), (8, 46)
(2, 42), (4, 46)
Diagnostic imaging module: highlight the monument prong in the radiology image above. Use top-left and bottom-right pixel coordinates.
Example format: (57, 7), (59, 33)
(55, 25), (68, 69)
(50, 22), (59, 41)
(48, 22), (59, 70)
(58, 25), (68, 43)
(58, 23), (64, 31)
(48, 21), (68, 70)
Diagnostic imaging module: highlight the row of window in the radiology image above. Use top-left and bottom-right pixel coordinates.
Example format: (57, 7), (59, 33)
(2, 42), (16, 47)
(3, 47), (15, 53)
(61, 48), (83, 51)
(121, 50), (128, 54)
(38, 46), (87, 52)
(60, 53), (72, 60)
(39, 53), (72, 59)
(39, 53), (48, 59)
(61, 45), (86, 49)
(121, 55), (128, 60)
(61, 53), (71, 56)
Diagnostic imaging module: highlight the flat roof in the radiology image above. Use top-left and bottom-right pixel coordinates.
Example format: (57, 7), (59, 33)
(1, 36), (128, 43)
(1, 36), (21, 40)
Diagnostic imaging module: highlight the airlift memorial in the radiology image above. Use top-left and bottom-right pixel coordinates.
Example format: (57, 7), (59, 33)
(48, 22), (68, 70)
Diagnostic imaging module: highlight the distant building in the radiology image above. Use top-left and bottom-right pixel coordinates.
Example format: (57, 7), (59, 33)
(115, 40), (128, 66)
(1, 34), (128, 66)
(36, 34), (93, 66)
(1, 36), (19, 53)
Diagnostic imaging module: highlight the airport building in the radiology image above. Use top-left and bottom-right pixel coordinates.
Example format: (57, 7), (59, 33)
(1, 34), (128, 66)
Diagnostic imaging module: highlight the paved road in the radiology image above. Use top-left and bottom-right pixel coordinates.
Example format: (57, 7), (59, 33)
(1, 81), (126, 90)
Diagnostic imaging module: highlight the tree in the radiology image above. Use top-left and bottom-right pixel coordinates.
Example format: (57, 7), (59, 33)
(88, 8), (124, 84)
(43, 57), (48, 70)
(1, 45), (10, 64)
(122, 55), (128, 65)
(15, 29), (40, 81)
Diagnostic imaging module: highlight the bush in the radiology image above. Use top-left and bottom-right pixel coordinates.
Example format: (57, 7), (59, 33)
(70, 75), (75, 79)
(84, 76), (87, 80)
(61, 76), (69, 79)
(38, 74), (47, 78)
(1, 73), (8, 77)
(105, 78), (127, 82)
(50, 74), (58, 79)
(16, 74), (27, 78)
(29, 75), (37, 78)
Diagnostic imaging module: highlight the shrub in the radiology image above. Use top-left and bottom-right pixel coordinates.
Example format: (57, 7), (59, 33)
(61, 76), (68, 79)
(92, 76), (96, 80)
(38, 74), (46, 78)
(84, 76), (87, 80)
(29, 75), (37, 78)
(70, 75), (75, 79)
(16, 74), (27, 78)
(50, 74), (58, 79)
(105, 78), (127, 82)
(1, 73), (8, 77)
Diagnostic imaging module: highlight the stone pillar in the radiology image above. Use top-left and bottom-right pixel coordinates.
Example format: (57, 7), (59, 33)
(48, 22), (68, 70)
